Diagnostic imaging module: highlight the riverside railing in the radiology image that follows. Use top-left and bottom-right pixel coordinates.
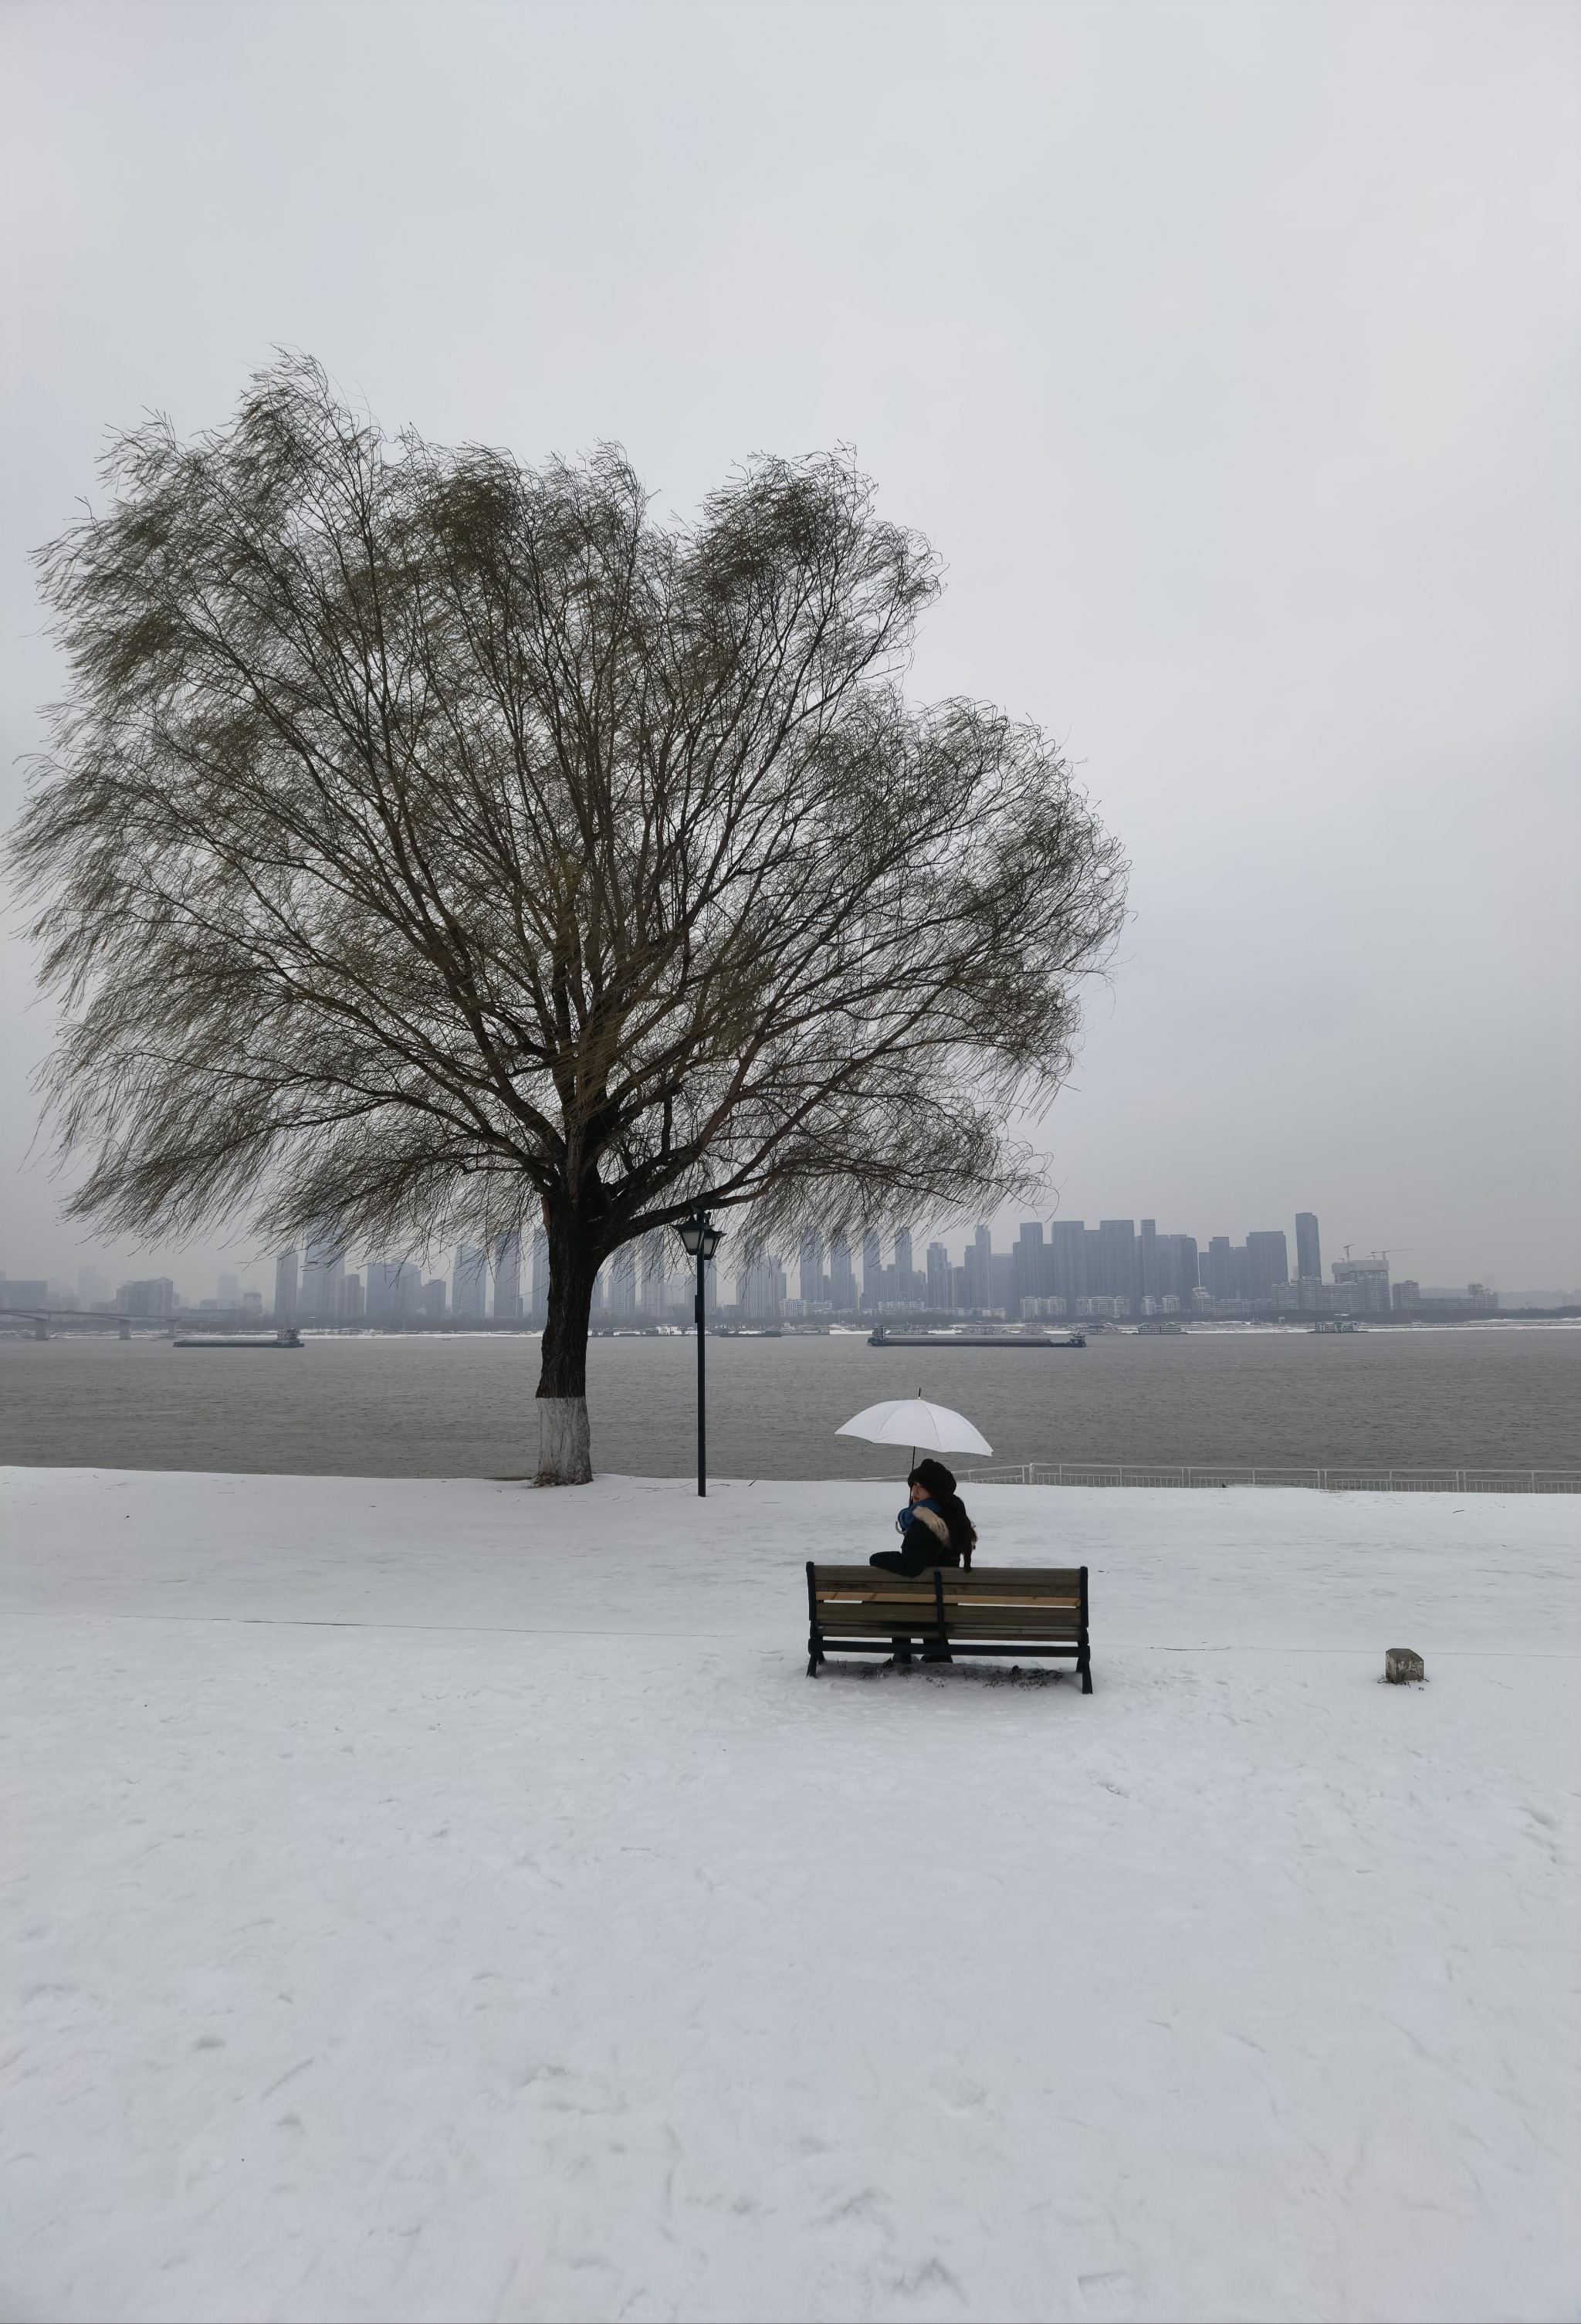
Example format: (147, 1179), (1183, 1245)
(963, 1463), (1581, 1494)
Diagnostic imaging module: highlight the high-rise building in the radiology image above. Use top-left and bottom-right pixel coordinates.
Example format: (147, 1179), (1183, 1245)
(926, 1241), (952, 1309)
(1098, 1220), (1136, 1309)
(737, 1241), (782, 1321)
(452, 1245), (488, 1320)
(610, 1245), (638, 1320)
(799, 1232), (824, 1308)
(1163, 1235), (1199, 1306)
(273, 1251), (298, 1323)
(1295, 1212), (1322, 1282)
(1244, 1231), (1289, 1300)
(962, 1225), (993, 1310)
(638, 1231), (668, 1316)
(423, 1279), (447, 1319)
(1332, 1255), (1390, 1313)
(1014, 1222), (1045, 1314)
(1048, 1221), (1087, 1305)
(829, 1232), (856, 1312)
(0, 1279), (49, 1310)
(1205, 1236), (1236, 1301)
(1139, 1220), (1159, 1303)
(861, 1229), (882, 1309)
(117, 1277), (177, 1318)
(494, 1231), (523, 1321)
(894, 1228), (914, 1304)
(300, 1230), (344, 1323)
(365, 1259), (424, 1322)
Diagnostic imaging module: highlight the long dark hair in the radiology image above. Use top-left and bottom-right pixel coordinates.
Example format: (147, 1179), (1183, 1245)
(909, 1458), (976, 1568)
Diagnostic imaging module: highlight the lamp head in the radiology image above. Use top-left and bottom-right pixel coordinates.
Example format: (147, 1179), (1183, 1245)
(676, 1208), (723, 1261)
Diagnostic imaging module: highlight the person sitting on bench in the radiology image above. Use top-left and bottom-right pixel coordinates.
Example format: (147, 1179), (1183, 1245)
(869, 1456), (977, 1576)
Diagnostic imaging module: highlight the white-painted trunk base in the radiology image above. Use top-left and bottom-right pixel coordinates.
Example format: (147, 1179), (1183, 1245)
(536, 1395), (592, 1485)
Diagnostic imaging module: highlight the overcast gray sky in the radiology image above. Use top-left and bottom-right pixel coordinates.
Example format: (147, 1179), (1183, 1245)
(2, 0), (1577, 1299)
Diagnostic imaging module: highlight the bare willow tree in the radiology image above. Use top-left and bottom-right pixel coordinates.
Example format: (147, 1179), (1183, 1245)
(10, 359), (1127, 1482)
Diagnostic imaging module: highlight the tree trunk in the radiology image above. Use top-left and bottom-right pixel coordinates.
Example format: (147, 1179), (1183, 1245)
(535, 1208), (600, 1485)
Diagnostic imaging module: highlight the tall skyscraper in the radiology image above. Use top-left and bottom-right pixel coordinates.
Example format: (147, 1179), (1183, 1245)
(1206, 1236), (1236, 1301)
(926, 1242), (952, 1309)
(737, 1241), (782, 1320)
(1295, 1212), (1322, 1282)
(1014, 1222), (1045, 1313)
(1098, 1220), (1136, 1308)
(365, 1259), (425, 1322)
(1244, 1231), (1290, 1299)
(1048, 1221), (1087, 1304)
(893, 1228), (913, 1303)
(117, 1277), (177, 1318)
(1139, 1220), (1159, 1302)
(494, 1231), (523, 1321)
(829, 1232), (856, 1311)
(273, 1250), (298, 1323)
(300, 1228), (345, 1322)
(1164, 1235), (1199, 1306)
(638, 1230), (668, 1316)
(452, 1245), (488, 1319)
(611, 1245), (638, 1320)
(861, 1229), (882, 1309)
(799, 1231), (824, 1308)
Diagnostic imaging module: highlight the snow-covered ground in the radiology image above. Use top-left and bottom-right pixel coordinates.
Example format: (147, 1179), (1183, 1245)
(2, 1469), (1576, 2324)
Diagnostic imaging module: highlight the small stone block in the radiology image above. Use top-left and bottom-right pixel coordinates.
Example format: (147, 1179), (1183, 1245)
(1384, 1647), (1425, 1684)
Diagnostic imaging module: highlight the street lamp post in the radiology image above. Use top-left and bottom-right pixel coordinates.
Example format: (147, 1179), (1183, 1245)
(675, 1205), (724, 1496)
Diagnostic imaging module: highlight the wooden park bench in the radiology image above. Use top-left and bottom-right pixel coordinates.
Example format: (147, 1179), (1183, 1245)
(804, 1563), (1092, 1691)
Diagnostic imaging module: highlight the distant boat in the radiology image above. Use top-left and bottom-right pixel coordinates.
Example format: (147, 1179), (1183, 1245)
(172, 1328), (303, 1349)
(868, 1325), (1085, 1350)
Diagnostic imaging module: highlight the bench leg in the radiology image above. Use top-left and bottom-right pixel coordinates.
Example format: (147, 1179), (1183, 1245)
(892, 1637), (913, 1666)
(1079, 1652), (1093, 1696)
(806, 1631), (824, 1677)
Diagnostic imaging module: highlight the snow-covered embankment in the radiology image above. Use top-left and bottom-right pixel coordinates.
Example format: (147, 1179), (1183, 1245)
(2, 1469), (1576, 2322)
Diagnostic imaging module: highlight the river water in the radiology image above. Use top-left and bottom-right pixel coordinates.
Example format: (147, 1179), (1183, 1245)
(1, 1324), (1577, 1479)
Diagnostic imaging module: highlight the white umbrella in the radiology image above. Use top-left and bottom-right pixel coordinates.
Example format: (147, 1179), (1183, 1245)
(836, 1397), (993, 1464)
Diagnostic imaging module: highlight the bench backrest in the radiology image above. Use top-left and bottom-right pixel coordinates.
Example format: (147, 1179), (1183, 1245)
(808, 1563), (1086, 1640)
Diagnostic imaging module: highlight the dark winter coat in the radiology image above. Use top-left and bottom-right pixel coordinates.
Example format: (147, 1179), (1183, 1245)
(869, 1499), (963, 1577)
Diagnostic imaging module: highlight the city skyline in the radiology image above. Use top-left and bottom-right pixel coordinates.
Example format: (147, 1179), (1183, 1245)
(10, 1202), (1573, 1323)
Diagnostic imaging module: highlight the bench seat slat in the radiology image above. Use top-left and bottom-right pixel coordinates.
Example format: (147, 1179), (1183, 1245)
(812, 1564), (1082, 1587)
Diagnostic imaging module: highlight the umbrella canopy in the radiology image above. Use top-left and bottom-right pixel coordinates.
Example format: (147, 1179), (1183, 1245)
(835, 1398), (992, 1459)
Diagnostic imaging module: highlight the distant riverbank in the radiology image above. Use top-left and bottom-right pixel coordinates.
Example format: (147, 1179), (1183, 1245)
(2, 1322), (1577, 1478)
